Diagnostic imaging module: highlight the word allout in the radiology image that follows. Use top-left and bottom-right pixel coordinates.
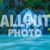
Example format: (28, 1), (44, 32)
(0, 14), (49, 37)
(0, 15), (49, 27)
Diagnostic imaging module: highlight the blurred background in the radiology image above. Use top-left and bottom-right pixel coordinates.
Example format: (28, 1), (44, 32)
(0, 0), (50, 50)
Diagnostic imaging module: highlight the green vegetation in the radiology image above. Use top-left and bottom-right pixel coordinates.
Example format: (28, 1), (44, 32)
(6, 0), (50, 14)
(0, 0), (50, 22)
(0, 30), (2, 34)
(23, 0), (50, 14)
(7, 0), (15, 9)
(0, 0), (3, 22)
(48, 28), (50, 31)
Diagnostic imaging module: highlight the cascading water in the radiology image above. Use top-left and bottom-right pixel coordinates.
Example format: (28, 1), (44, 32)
(13, 8), (43, 36)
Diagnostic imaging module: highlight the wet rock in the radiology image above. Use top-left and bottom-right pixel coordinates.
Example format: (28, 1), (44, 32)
(0, 26), (8, 34)
(7, 9), (16, 18)
(2, 26), (8, 34)
(13, 7), (17, 13)
(35, 9), (45, 15)
(2, 3), (7, 14)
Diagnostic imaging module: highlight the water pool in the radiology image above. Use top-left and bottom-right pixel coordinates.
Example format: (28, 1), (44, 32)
(0, 35), (50, 50)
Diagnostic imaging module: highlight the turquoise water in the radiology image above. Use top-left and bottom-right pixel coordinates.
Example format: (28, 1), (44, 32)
(0, 35), (50, 50)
